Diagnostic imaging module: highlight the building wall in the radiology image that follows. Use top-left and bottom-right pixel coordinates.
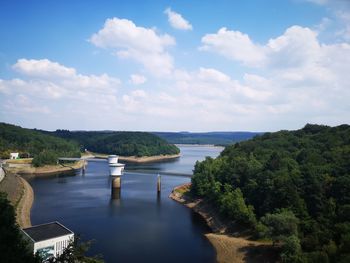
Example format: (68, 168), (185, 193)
(10, 153), (19, 159)
(33, 234), (74, 260)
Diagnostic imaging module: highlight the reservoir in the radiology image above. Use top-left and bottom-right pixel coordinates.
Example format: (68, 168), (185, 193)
(29, 145), (223, 263)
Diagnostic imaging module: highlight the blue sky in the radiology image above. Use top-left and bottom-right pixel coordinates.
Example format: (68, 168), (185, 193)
(0, 0), (349, 131)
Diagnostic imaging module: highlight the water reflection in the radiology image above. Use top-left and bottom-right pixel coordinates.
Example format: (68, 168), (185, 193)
(111, 187), (121, 200)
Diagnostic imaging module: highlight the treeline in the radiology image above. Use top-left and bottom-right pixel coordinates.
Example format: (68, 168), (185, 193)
(191, 124), (350, 262)
(0, 123), (80, 166)
(50, 130), (180, 157)
(153, 131), (262, 145)
(0, 123), (180, 166)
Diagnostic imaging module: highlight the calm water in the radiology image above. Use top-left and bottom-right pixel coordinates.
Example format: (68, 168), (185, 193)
(29, 145), (223, 263)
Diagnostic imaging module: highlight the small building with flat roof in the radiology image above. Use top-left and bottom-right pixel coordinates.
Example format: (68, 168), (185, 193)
(21, 222), (74, 261)
(10, 152), (19, 159)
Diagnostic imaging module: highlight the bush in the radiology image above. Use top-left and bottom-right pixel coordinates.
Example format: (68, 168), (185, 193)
(32, 150), (58, 167)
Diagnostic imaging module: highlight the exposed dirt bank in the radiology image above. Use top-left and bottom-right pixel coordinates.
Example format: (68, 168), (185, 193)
(0, 173), (32, 227)
(5, 160), (84, 176)
(1, 160), (84, 228)
(92, 152), (181, 163)
(169, 183), (278, 263)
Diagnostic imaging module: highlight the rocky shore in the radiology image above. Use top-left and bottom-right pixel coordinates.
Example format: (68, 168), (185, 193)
(169, 183), (278, 263)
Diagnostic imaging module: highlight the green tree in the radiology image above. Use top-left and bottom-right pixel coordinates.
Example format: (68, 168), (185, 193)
(218, 184), (256, 226)
(261, 209), (299, 245)
(0, 193), (40, 263)
(47, 237), (103, 263)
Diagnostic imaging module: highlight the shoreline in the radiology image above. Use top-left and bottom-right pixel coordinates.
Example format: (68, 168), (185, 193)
(169, 183), (277, 263)
(175, 144), (225, 148)
(1, 160), (84, 228)
(5, 160), (84, 176)
(17, 177), (33, 228)
(92, 152), (181, 163)
(119, 153), (181, 163)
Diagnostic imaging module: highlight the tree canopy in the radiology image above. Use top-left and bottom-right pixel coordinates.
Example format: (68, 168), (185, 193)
(51, 130), (180, 157)
(0, 123), (80, 166)
(0, 123), (179, 166)
(191, 124), (350, 262)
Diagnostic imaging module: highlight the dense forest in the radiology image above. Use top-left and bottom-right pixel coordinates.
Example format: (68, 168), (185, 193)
(50, 130), (180, 157)
(0, 123), (180, 165)
(153, 131), (262, 145)
(0, 123), (80, 166)
(191, 124), (350, 262)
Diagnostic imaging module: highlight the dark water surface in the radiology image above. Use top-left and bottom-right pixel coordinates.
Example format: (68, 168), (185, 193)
(29, 145), (223, 263)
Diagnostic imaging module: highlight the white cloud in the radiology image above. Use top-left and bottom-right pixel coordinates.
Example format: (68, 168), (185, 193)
(266, 26), (321, 68)
(201, 25), (325, 69)
(109, 34), (349, 130)
(90, 18), (175, 76)
(335, 11), (350, 40)
(200, 27), (266, 67)
(130, 74), (147, 85)
(0, 59), (120, 110)
(197, 68), (230, 82)
(13, 58), (76, 78)
(4, 95), (51, 114)
(164, 8), (193, 31)
(305, 0), (328, 5)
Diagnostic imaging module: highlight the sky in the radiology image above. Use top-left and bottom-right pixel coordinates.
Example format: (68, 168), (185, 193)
(0, 0), (349, 132)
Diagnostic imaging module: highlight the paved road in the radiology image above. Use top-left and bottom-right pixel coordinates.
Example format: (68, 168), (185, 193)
(0, 160), (6, 182)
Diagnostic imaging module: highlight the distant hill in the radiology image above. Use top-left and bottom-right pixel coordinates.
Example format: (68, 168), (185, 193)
(49, 130), (180, 157)
(152, 131), (263, 145)
(0, 123), (80, 166)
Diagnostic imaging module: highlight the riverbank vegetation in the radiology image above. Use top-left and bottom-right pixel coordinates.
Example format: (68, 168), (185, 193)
(0, 123), (80, 166)
(51, 130), (180, 157)
(191, 124), (350, 262)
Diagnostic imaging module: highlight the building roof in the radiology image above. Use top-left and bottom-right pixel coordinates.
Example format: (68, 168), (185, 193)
(22, 222), (73, 242)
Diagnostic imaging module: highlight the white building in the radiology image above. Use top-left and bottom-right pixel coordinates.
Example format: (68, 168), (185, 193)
(21, 222), (74, 261)
(10, 152), (19, 159)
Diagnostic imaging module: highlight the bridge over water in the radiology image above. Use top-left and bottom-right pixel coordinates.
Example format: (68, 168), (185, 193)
(57, 156), (192, 177)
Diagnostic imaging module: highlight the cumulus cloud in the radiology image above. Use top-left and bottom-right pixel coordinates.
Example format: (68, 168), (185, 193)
(164, 8), (193, 31)
(90, 18), (175, 76)
(200, 27), (266, 67)
(122, 24), (349, 130)
(13, 58), (76, 78)
(0, 59), (120, 120)
(130, 74), (147, 85)
(2, 18), (350, 131)
(200, 25), (342, 72)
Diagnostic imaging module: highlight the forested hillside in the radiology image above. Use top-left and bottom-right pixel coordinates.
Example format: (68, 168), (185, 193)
(192, 124), (350, 262)
(153, 131), (262, 145)
(0, 123), (80, 166)
(51, 130), (180, 157)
